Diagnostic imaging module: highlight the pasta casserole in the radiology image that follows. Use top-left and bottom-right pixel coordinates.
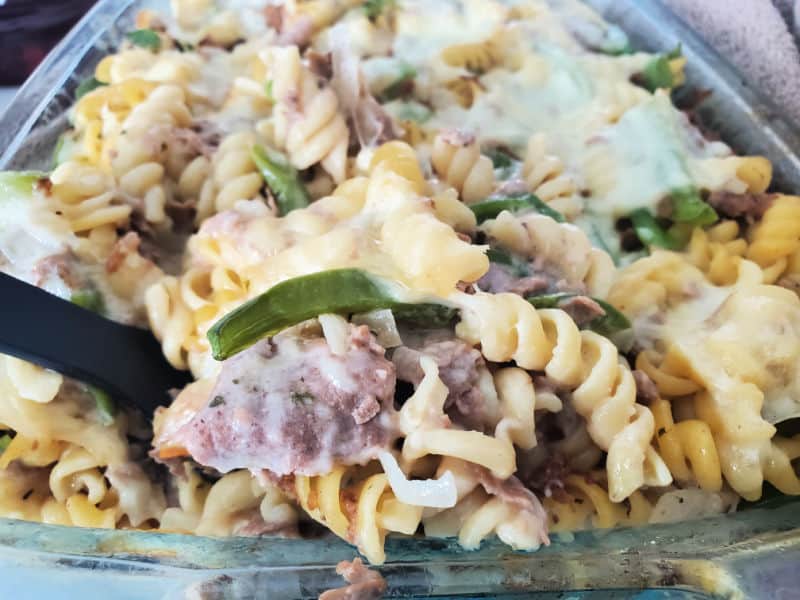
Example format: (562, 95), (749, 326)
(1, 0), (799, 566)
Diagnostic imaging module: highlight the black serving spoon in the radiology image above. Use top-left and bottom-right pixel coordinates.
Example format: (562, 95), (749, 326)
(0, 271), (191, 413)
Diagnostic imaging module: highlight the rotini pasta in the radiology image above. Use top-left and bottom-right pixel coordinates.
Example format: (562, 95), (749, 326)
(262, 45), (349, 182)
(431, 130), (495, 204)
(3, 0), (800, 573)
(522, 133), (578, 205)
(451, 291), (671, 501)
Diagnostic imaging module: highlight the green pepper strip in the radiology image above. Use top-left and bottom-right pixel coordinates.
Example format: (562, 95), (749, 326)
(377, 63), (416, 103)
(71, 289), (106, 315)
(486, 247), (530, 278)
(638, 44), (682, 92)
(629, 208), (682, 250)
(639, 55), (674, 92)
(0, 171), (48, 197)
(0, 434), (11, 454)
(208, 269), (456, 360)
(670, 186), (718, 226)
(251, 145), (311, 216)
(126, 29), (162, 51)
(527, 292), (631, 336)
(75, 77), (107, 100)
(470, 194), (565, 224)
(87, 385), (116, 426)
(363, 0), (396, 19)
(485, 148), (514, 170)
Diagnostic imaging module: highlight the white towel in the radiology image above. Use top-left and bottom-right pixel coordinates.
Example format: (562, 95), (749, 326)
(663, 0), (800, 127)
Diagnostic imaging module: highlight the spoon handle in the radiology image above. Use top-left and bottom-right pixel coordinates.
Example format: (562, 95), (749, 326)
(0, 272), (190, 412)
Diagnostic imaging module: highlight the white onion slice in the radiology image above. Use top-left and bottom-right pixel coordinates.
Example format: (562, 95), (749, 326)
(352, 309), (402, 348)
(319, 313), (350, 356)
(378, 451), (457, 508)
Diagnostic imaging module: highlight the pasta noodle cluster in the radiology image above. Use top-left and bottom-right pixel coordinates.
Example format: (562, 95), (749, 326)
(2, 0), (800, 571)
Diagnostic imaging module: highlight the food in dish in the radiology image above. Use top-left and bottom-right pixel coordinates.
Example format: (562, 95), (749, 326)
(1, 0), (799, 565)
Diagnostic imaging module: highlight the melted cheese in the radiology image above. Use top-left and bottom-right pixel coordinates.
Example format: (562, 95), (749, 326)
(642, 279), (800, 424)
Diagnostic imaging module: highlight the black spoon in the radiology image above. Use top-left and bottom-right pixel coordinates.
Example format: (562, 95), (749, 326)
(0, 271), (191, 413)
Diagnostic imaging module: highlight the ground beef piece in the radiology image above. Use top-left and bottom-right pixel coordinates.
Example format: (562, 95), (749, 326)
(105, 232), (141, 273)
(519, 453), (570, 502)
(495, 178), (530, 196)
(174, 121), (222, 157)
(319, 558), (387, 600)
(468, 464), (550, 547)
(557, 295), (605, 327)
(477, 262), (550, 296)
(172, 326), (398, 476)
(277, 15), (314, 48)
(32, 251), (82, 289)
(707, 191), (776, 220)
(307, 50), (333, 80)
(392, 338), (489, 431)
(264, 4), (284, 31)
(231, 506), (298, 538)
(632, 369), (659, 405)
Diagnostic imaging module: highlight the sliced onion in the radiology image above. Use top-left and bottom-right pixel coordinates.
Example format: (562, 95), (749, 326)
(378, 451), (457, 508)
(352, 309), (402, 348)
(329, 24), (361, 114)
(319, 313), (350, 356)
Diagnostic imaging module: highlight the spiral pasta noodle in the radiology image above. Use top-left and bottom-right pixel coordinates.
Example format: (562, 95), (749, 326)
(685, 221), (748, 285)
(746, 195), (800, 278)
(296, 467), (422, 564)
(49, 162), (132, 234)
(6, 0), (800, 569)
(452, 291), (671, 501)
(522, 133), (578, 204)
(431, 131), (495, 204)
(480, 210), (616, 298)
(262, 45), (349, 182)
(441, 34), (505, 74)
(650, 397), (722, 492)
(544, 474), (653, 532)
(200, 131), (266, 220)
(160, 467), (297, 537)
(422, 458), (549, 551)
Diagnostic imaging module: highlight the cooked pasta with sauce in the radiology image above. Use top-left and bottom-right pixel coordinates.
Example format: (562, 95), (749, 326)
(1, 0), (798, 565)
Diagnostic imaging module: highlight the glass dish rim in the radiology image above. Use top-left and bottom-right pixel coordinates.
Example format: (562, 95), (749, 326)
(1, 0), (800, 596)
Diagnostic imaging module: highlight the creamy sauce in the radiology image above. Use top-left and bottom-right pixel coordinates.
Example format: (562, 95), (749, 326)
(637, 279), (800, 424)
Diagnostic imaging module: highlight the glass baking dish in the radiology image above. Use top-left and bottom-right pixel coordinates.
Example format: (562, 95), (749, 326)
(2, 0), (800, 597)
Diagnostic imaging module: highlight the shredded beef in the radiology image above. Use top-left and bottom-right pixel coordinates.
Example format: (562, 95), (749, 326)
(632, 369), (659, 405)
(264, 5), (284, 31)
(392, 338), (489, 431)
(519, 453), (570, 502)
(277, 15), (314, 48)
(307, 50), (334, 80)
(707, 191), (776, 220)
(439, 128), (476, 147)
(468, 464), (550, 547)
(495, 178), (530, 197)
(172, 326), (399, 476)
(557, 295), (605, 327)
(106, 231), (141, 274)
(32, 251), (82, 289)
(319, 558), (387, 600)
(478, 262), (550, 296)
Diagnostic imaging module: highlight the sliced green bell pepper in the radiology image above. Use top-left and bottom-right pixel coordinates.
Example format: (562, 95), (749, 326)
(527, 292), (631, 337)
(251, 145), (311, 216)
(470, 193), (566, 224)
(87, 385), (116, 426)
(208, 269), (456, 360)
